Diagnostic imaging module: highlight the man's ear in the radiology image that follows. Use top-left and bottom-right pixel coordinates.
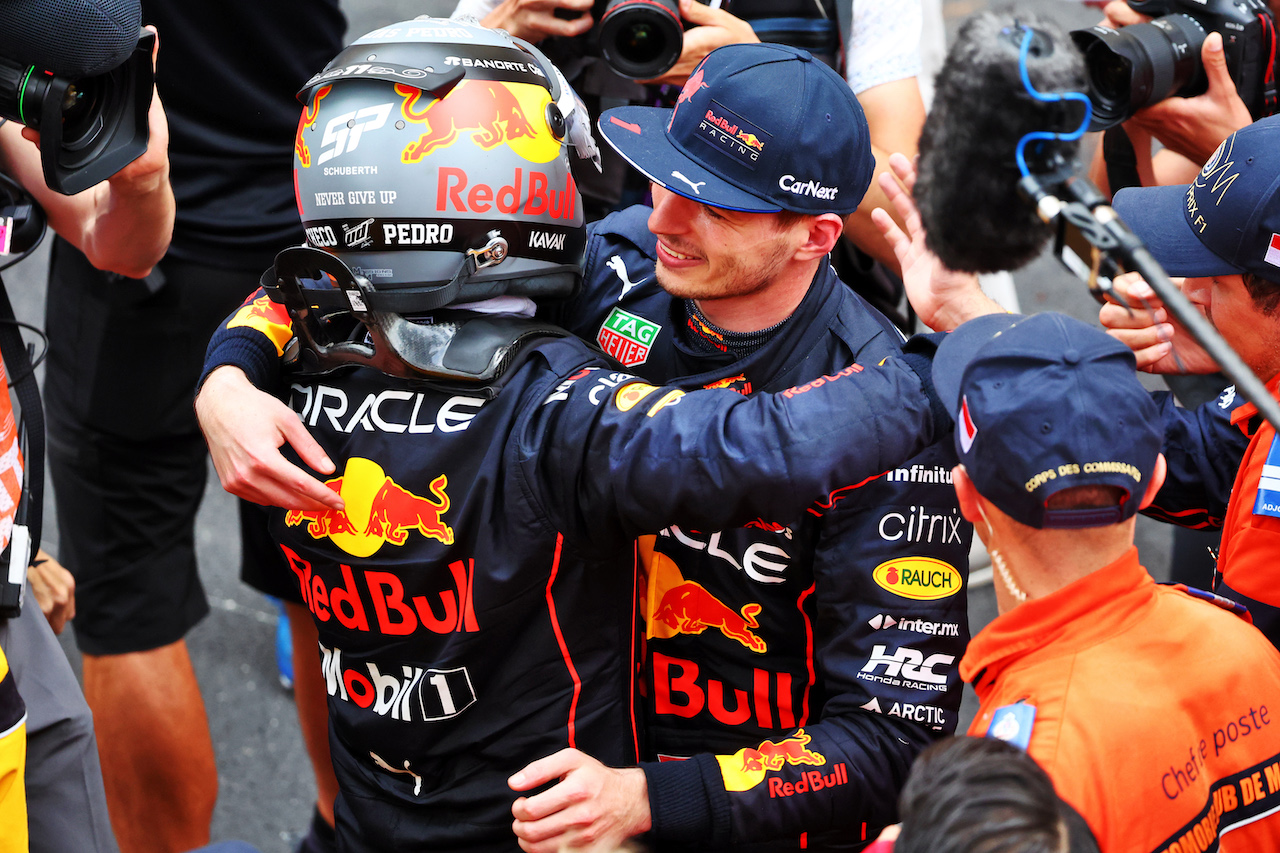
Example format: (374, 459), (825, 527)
(952, 464), (984, 524)
(1138, 453), (1167, 510)
(794, 212), (844, 260)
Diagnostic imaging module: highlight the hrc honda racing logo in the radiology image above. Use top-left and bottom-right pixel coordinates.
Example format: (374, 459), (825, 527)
(857, 644), (955, 693)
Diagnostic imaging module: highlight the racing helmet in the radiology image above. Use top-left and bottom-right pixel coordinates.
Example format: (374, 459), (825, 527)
(268, 18), (599, 380)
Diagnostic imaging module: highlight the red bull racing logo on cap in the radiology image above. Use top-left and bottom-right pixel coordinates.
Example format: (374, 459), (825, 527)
(286, 457), (454, 557)
(697, 99), (771, 170)
(397, 80), (561, 164)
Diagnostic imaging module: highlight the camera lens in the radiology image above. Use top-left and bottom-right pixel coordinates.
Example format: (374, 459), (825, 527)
(599, 0), (683, 79)
(60, 76), (108, 149)
(1070, 14), (1206, 130)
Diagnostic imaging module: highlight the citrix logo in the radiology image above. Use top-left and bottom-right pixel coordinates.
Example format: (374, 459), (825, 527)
(318, 103), (393, 165)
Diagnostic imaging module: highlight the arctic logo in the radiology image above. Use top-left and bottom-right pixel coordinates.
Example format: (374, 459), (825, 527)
(606, 255), (649, 298)
(672, 171), (706, 195)
(778, 175), (838, 201)
(319, 103), (393, 165)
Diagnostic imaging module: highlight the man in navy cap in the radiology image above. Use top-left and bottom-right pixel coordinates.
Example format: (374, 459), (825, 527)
(197, 41), (970, 853)
(504, 43), (970, 853)
(938, 311), (1280, 853)
(1099, 115), (1280, 648)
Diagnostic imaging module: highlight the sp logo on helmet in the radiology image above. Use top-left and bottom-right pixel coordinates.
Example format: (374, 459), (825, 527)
(318, 103), (394, 166)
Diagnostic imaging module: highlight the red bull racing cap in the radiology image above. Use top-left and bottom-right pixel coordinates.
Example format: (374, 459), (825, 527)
(1113, 114), (1280, 284)
(597, 42), (874, 215)
(932, 312), (1162, 530)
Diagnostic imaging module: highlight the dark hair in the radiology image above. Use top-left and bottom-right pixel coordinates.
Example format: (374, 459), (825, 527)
(774, 209), (811, 229)
(895, 737), (1101, 853)
(1045, 485), (1126, 512)
(1243, 271), (1280, 316)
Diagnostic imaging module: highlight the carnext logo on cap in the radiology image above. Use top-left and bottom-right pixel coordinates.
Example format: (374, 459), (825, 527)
(778, 175), (838, 201)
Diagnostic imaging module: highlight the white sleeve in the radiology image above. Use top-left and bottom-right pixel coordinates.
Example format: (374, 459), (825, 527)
(845, 0), (924, 94)
(451, 0), (502, 20)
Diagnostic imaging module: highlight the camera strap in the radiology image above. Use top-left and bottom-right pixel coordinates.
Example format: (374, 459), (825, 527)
(0, 276), (41, 618)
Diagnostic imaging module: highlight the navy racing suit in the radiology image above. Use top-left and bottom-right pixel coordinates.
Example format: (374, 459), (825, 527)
(539, 206), (972, 851)
(202, 295), (946, 853)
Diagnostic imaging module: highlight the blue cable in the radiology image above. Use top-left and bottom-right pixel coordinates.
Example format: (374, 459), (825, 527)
(1013, 26), (1093, 178)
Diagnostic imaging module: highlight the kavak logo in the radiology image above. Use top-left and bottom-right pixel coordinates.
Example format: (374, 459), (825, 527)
(286, 457), (454, 557)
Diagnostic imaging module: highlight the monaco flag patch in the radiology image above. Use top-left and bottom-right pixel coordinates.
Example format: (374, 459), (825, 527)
(1266, 233), (1280, 269)
(959, 395), (978, 453)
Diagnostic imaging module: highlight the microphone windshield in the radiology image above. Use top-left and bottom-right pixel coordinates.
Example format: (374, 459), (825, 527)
(0, 0), (141, 78)
(916, 11), (1088, 274)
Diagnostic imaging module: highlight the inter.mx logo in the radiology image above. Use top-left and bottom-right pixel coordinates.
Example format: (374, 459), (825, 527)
(318, 103), (393, 165)
(858, 644), (954, 688)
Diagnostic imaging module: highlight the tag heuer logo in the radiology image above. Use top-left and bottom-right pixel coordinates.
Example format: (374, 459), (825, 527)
(597, 307), (660, 367)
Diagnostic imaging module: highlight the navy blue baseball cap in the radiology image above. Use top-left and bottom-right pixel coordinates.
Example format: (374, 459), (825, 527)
(933, 312), (1162, 529)
(597, 43), (874, 215)
(1113, 115), (1280, 283)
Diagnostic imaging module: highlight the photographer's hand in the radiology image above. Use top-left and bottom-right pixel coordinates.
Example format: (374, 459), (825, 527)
(871, 153), (1003, 332)
(195, 366), (344, 512)
(0, 25), (173, 278)
(1126, 33), (1252, 168)
(479, 0), (595, 43)
(639, 0), (758, 87)
(1099, 272), (1220, 373)
(1098, 1), (1150, 28)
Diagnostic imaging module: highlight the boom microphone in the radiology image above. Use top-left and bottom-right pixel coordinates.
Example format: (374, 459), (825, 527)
(0, 0), (141, 78)
(916, 11), (1089, 274)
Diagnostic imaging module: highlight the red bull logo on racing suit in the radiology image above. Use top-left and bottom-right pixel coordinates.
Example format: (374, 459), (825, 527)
(715, 730), (849, 798)
(286, 457), (453, 557)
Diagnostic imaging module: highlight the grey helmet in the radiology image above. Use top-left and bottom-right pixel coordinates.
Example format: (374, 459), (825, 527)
(268, 18), (600, 381)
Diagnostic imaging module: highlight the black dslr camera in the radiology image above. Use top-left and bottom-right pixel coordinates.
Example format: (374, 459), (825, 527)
(558, 0), (715, 80)
(1070, 0), (1277, 130)
(0, 27), (154, 194)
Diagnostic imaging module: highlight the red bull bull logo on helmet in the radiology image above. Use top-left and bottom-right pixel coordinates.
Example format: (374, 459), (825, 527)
(285, 457), (454, 557)
(397, 79), (561, 164)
